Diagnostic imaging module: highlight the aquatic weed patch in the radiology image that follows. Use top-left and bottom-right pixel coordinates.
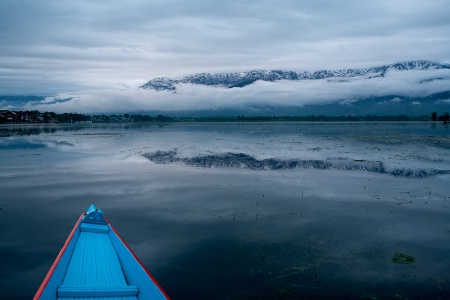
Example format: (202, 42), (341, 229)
(391, 252), (415, 264)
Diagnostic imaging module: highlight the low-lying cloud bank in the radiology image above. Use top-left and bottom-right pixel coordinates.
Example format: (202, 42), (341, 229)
(4, 68), (450, 114)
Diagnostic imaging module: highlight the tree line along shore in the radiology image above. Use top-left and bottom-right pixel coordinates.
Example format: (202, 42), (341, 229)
(1, 109), (449, 124)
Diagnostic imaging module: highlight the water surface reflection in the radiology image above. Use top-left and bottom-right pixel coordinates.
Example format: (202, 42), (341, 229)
(0, 123), (449, 299)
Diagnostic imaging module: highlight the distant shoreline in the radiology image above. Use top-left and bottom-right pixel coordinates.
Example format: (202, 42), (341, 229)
(2, 109), (449, 124)
(1, 120), (448, 127)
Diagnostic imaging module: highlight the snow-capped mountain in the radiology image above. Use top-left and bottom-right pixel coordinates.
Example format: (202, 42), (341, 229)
(140, 60), (450, 91)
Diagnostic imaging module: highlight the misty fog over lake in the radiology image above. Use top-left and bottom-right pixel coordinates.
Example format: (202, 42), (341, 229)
(1, 122), (449, 299)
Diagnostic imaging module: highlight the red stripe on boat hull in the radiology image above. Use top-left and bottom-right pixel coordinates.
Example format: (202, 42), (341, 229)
(105, 216), (171, 300)
(33, 213), (85, 300)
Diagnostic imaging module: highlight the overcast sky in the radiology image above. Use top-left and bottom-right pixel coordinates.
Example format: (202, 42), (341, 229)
(1, 0), (450, 112)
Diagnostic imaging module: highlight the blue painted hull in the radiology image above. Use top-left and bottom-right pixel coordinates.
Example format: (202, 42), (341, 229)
(34, 205), (169, 300)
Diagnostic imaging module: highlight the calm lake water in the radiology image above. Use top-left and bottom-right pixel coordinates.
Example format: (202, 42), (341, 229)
(1, 122), (450, 299)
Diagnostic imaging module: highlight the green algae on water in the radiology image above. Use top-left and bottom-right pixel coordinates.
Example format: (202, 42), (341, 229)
(391, 252), (415, 264)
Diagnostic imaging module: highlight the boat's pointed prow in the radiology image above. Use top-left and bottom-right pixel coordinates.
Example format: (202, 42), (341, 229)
(86, 203), (97, 214)
(34, 205), (170, 300)
(82, 203), (107, 224)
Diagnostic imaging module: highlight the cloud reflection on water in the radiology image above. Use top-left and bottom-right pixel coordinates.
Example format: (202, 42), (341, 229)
(0, 123), (449, 299)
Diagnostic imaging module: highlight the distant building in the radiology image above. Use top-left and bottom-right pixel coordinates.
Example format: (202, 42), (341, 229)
(0, 110), (18, 123)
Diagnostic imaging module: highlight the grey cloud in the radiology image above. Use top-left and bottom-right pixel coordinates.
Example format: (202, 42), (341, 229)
(1, 0), (450, 97)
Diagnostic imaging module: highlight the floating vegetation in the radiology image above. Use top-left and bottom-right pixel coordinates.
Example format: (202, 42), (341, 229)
(391, 252), (415, 264)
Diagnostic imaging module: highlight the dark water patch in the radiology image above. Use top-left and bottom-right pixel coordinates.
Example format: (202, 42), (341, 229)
(143, 150), (450, 178)
(156, 237), (447, 300)
(0, 138), (74, 150)
(0, 125), (62, 137)
(156, 238), (334, 299)
(0, 123), (169, 137)
(0, 139), (47, 149)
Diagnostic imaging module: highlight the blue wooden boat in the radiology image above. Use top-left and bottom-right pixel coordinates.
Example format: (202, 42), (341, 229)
(34, 204), (170, 299)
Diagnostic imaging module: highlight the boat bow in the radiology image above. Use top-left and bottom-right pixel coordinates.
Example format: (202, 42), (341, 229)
(34, 204), (169, 300)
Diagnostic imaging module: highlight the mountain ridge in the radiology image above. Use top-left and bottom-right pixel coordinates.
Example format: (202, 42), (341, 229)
(140, 60), (450, 91)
